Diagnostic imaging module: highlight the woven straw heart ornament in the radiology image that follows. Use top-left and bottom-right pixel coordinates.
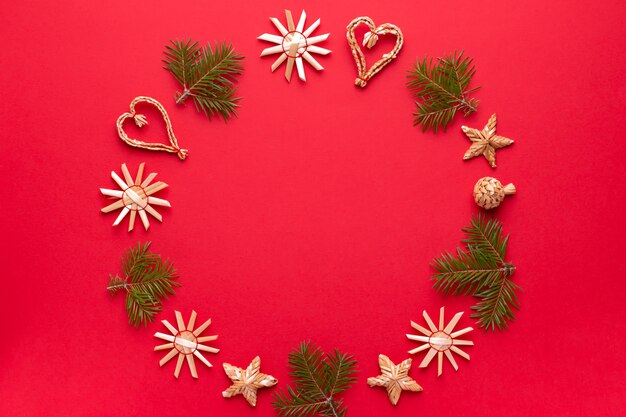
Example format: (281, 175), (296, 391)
(346, 17), (404, 87)
(116, 96), (188, 160)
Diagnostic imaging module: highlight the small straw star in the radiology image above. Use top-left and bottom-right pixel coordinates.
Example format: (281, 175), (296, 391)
(222, 356), (278, 406)
(462, 113), (514, 168)
(367, 354), (422, 405)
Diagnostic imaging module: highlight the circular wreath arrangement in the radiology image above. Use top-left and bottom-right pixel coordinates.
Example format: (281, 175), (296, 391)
(100, 9), (521, 416)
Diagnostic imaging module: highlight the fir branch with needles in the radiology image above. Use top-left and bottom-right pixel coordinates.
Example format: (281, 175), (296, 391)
(273, 342), (357, 417)
(407, 50), (480, 133)
(163, 39), (244, 121)
(431, 215), (520, 331)
(107, 242), (180, 327)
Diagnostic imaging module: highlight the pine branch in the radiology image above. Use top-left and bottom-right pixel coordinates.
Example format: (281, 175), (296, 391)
(431, 215), (520, 331)
(323, 349), (358, 396)
(407, 51), (480, 133)
(472, 277), (520, 331)
(107, 242), (180, 327)
(462, 214), (508, 265)
(273, 342), (357, 417)
(163, 39), (198, 92)
(163, 39), (244, 121)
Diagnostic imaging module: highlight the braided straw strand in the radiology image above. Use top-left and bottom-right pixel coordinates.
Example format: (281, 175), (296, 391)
(116, 96), (188, 160)
(346, 17), (404, 87)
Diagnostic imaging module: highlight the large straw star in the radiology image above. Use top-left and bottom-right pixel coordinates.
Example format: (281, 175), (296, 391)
(222, 356), (278, 406)
(462, 113), (514, 168)
(367, 354), (422, 405)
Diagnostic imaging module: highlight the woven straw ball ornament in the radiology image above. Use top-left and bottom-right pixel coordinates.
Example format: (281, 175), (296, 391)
(473, 177), (516, 209)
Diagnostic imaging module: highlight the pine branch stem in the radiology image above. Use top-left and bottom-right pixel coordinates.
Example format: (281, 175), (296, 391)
(106, 278), (129, 292)
(436, 265), (515, 279)
(176, 89), (191, 104)
(326, 398), (340, 417)
(461, 97), (477, 112)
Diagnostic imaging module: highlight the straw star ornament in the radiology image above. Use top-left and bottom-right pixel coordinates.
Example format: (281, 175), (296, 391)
(154, 310), (219, 379)
(258, 9), (331, 82)
(100, 162), (170, 231)
(462, 113), (514, 168)
(367, 354), (422, 405)
(222, 356), (278, 406)
(406, 307), (474, 376)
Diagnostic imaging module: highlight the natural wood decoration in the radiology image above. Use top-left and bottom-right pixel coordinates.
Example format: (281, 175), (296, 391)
(154, 310), (219, 379)
(406, 307), (473, 376)
(222, 356), (278, 407)
(346, 17), (403, 87)
(116, 96), (188, 160)
(258, 10), (331, 82)
(367, 354), (422, 405)
(474, 177), (516, 209)
(100, 162), (170, 231)
(462, 113), (513, 168)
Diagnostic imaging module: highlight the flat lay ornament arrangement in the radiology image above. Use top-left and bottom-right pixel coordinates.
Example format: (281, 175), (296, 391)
(100, 7), (524, 416)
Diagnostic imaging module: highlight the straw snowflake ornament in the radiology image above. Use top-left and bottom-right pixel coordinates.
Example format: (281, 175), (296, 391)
(154, 310), (219, 379)
(100, 162), (170, 231)
(406, 307), (473, 376)
(258, 9), (331, 82)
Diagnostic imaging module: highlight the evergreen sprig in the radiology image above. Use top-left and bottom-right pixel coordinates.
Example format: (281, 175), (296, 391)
(407, 51), (480, 133)
(432, 215), (520, 331)
(107, 242), (180, 327)
(163, 39), (244, 121)
(273, 342), (357, 417)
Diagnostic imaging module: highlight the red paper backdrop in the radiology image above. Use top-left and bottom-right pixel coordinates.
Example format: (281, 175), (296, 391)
(1, 0), (625, 416)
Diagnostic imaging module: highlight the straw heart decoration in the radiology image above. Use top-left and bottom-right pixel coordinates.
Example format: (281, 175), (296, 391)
(346, 16), (404, 87)
(116, 96), (188, 160)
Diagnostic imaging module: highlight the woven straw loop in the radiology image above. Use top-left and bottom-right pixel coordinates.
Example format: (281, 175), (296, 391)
(346, 16), (404, 88)
(116, 96), (188, 160)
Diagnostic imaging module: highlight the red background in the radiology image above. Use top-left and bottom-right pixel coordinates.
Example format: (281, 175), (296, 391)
(1, 0), (625, 416)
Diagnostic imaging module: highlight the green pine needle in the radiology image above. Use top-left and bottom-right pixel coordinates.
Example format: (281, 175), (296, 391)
(432, 215), (520, 331)
(107, 242), (180, 327)
(407, 50), (480, 133)
(273, 342), (357, 417)
(163, 39), (244, 121)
